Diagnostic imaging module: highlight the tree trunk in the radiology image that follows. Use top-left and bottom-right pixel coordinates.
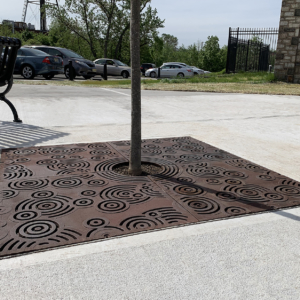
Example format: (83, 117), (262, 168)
(128, 0), (141, 176)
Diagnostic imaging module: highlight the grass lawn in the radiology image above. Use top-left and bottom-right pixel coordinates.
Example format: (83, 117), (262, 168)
(14, 72), (300, 95)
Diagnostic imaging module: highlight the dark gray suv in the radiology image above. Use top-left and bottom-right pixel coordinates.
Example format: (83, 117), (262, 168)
(26, 46), (97, 79)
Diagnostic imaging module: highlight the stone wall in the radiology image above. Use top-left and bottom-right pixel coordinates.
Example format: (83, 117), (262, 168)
(275, 0), (300, 83)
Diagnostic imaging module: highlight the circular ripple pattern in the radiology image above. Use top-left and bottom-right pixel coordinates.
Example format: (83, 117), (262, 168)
(232, 186), (268, 202)
(122, 218), (157, 231)
(216, 192), (238, 202)
(143, 144), (160, 149)
(173, 185), (205, 196)
(163, 148), (177, 154)
(265, 193), (287, 202)
(90, 150), (112, 155)
(15, 158), (31, 163)
(13, 149), (36, 155)
(81, 190), (97, 197)
(187, 166), (222, 177)
(39, 147), (68, 155)
(91, 156), (106, 161)
(87, 179), (107, 187)
(9, 179), (49, 190)
(258, 173), (276, 181)
(48, 161), (90, 171)
(274, 185), (300, 197)
(17, 220), (58, 239)
(142, 149), (162, 155)
(177, 177), (195, 183)
(31, 191), (55, 199)
(223, 170), (247, 178)
(86, 218), (107, 227)
(100, 185), (150, 204)
(16, 196), (72, 218)
(98, 200), (129, 213)
(88, 144), (108, 149)
(4, 165), (33, 180)
(51, 155), (66, 159)
(3, 190), (18, 200)
(203, 153), (232, 160)
(52, 178), (82, 188)
(70, 156), (84, 159)
(183, 197), (220, 214)
(37, 159), (58, 165)
(206, 179), (222, 185)
(74, 198), (94, 207)
(225, 207), (247, 215)
(225, 179), (243, 185)
(14, 211), (38, 221)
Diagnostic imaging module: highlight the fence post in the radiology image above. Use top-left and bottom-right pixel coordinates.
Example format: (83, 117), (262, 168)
(245, 40), (250, 72)
(226, 27), (231, 73)
(157, 67), (160, 78)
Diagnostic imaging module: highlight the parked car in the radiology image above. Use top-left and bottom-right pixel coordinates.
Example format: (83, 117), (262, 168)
(140, 63), (156, 75)
(162, 62), (190, 67)
(145, 63), (194, 78)
(94, 58), (131, 78)
(190, 66), (205, 75)
(25, 46), (97, 79)
(13, 47), (64, 79)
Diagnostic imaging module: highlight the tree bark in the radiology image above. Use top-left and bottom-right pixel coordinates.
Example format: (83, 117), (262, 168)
(128, 0), (141, 176)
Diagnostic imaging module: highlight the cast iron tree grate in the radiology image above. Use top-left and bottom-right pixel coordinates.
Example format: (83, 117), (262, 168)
(1, 137), (300, 258)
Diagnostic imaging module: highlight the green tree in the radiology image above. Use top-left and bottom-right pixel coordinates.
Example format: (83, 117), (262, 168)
(202, 36), (223, 72)
(150, 35), (163, 66)
(47, 0), (164, 61)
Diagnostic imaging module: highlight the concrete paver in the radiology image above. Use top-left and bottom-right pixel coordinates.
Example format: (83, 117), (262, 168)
(0, 85), (300, 299)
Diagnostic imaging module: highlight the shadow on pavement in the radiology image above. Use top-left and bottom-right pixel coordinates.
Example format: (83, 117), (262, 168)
(0, 122), (69, 149)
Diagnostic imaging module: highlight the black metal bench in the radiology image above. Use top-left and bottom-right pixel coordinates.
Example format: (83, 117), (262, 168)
(0, 36), (22, 123)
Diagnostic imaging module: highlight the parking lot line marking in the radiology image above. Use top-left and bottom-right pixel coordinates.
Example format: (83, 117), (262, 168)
(102, 88), (130, 96)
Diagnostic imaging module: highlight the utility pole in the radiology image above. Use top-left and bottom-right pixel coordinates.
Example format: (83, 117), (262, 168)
(128, 0), (142, 176)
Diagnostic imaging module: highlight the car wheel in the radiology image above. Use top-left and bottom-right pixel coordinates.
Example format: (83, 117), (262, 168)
(194, 72), (198, 75)
(83, 75), (93, 80)
(21, 65), (35, 79)
(177, 73), (184, 78)
(121, 71), (129, 78)
(65, 66), (76, 79)
(43, 74), (54, 80)
(150, 71), (157, 78)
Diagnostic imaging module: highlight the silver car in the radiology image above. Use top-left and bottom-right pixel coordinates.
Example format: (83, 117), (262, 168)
(190, 66), (205, 75)
(145, 63), (194, 78)
(94, 58), (131, 78)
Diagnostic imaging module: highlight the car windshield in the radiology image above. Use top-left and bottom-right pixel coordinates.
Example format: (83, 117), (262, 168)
(60, 48), (83, 58)
(114, 60), (128, 66)
(23, 48), (48, 56)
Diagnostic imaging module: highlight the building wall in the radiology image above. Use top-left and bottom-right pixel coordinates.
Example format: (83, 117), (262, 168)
(275, 0), (300, 83)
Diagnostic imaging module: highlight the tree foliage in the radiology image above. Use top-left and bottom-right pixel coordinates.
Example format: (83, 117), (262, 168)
(0, 4), (227, 72)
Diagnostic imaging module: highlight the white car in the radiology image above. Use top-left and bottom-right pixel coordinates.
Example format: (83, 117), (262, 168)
(145, 63), (193, 78)
(93, 58), (131, 78)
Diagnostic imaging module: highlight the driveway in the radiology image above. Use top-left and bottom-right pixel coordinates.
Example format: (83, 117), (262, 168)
(0, 85), (300, 299)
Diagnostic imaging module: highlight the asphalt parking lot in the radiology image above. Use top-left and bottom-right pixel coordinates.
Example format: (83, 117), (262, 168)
(0, 85), (300, 299)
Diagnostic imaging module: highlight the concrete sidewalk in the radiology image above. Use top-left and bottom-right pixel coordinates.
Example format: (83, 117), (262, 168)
(0, 85), (300, 299)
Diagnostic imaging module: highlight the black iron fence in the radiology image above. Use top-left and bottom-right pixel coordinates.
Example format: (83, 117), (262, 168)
(226, 28), (279, 73)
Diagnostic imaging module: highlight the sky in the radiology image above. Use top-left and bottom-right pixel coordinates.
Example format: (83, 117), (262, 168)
(1, 0), (283, 47)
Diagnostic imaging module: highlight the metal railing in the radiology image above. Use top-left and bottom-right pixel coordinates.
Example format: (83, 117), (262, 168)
(226, 28), (279, 73)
